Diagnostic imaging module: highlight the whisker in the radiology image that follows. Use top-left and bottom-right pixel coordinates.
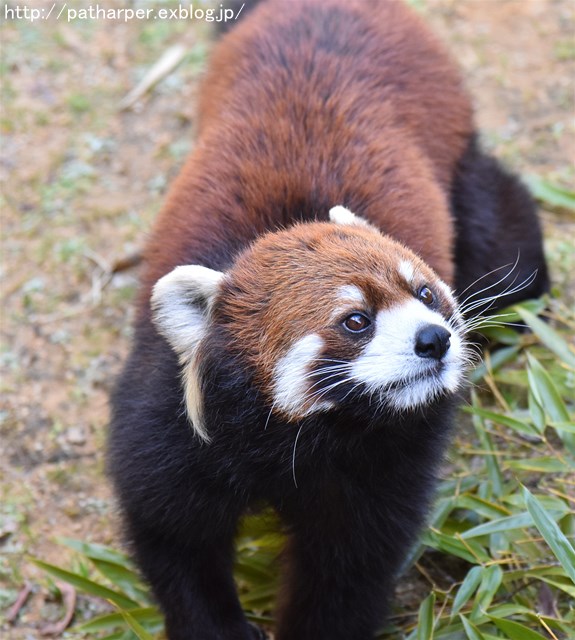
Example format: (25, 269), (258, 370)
(303, 369), (347, 389)
(264, 401), (276, 430)
(292, 423), (305, 489)
(299, 364), (351, 383)
(458, 253), (520, 309)
(306, 377), (351, 402)
(460, 269), (538, 318)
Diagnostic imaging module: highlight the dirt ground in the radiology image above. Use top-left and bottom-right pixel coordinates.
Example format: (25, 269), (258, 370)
(1, 0), (574, 636)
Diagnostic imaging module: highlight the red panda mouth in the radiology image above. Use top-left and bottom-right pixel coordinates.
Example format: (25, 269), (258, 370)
(382, 365), (444, 392)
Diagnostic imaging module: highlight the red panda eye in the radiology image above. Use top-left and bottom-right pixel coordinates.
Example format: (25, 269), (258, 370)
(418, 286), (434, 305)
(343, 313), (371, 333)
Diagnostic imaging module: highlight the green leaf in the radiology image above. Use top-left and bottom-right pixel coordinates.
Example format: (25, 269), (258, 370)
(239, 582), (277, 608)
(549, 421), (575, 434)
(528, 388), (546, 433)
(455, 494), (510, 521)
(416, 592), (435, 640)
(451, 566), (483, 617)
(57, 537), (134, 567)
(516, 307), (575, 368)
(99, 632), (138, 640)
(460, 509), (565, 539)
(77, 608), (163, 633)
(527, 354), (570, 423)
(531, 575), (575, 598)
(478, 325), (521, 345)
(470, 346), (520, 384)
(524, 174), (575, 212)
(523, 486), (575, 584)
(471, 396), (504, 497)
(459, 614), (487, 640)
(422, 530), (490, 564)
(31, 558), (140, 610)
(505, 457), (572, 473)
(91, 559), (151, 605)
(120, 610), (156, 640)
(526, 353), (575, 454)
(470, 565), (502, 621)
(234, 554), (277, 583)
(488, 615), (549, 640)
(462, 406), (540, 438)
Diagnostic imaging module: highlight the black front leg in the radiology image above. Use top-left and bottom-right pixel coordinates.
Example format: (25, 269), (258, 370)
(275, 487), (429, 640)
(275, 533), (390, 640)
(129, 524), (262, 640)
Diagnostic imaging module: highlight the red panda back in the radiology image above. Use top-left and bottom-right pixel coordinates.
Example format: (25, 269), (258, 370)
(142, 0), (473, 313)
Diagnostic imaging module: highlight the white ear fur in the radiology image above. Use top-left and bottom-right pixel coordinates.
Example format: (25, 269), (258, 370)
(151, 264), (225, 443)
(151, 265), (224, 359)
(329, 205), (372, 228)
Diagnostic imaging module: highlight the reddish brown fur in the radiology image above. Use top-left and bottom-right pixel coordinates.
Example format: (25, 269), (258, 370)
(140, 0), (474, 313)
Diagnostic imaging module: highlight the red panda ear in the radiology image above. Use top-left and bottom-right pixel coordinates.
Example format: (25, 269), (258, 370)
(329, 205), (375, 229)
(151, 265), (225, 361)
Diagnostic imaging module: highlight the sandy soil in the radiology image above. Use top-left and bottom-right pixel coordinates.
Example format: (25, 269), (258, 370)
(1, 0), (573, 636)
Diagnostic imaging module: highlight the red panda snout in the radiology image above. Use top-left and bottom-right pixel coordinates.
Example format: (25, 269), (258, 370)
(151, 207), (468, 436)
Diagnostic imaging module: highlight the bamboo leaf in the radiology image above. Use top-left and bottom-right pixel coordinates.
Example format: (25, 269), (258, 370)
(422, 530), (489, 564)
(516, 307), (575, 368)
(528, 388), (546, 433)
(471, 396), (504, 497)
(452, 566), (483, 617)
(523, 486), (575, 584)
(526, 354), (575, 454)
(91, 559), (151, 605)
(455, 495), (510, 520)
(57, 537), (134, 567)
(549, 421), (575, 434)
(76, 608), (163, 633)
(99, 632), (137, 640)
(526, 354), (570, 423)
(459, 614), (487, 640)
(478, 326), (521, 345)
(31, 558), (140, 610)
(120, 610), (156, 640)
(462, 406), (540, 438)
(505, 457), (572, 473)
(416, 592), (435, 640)
(470, 565), (502, 622)
(461, 509), (565, 539)
(524, 174), (575, 212)
(470, 346), (520, 384)
(488, 615), (549, 640)
(529, 575), (575, 598)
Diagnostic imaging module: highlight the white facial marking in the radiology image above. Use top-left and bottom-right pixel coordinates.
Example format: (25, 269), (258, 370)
(337, 284), (366, 306)
(398, 260), (415, 284)
(436, 279), (463, 326)
(437, 279), (455, 302)
(151, 264), (225, 442)
(330, 285), (368, 322)
(273, 334), (334, 418)
(350, 298), (464, 410)
(329, 205), (372, 228)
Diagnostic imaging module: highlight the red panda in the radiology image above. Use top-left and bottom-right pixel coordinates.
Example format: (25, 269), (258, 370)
(108, 1), (548, 639)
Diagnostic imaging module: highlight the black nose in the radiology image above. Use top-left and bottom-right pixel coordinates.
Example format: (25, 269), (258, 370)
(414, 324), (451, 360)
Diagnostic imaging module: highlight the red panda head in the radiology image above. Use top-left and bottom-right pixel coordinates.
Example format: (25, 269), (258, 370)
(152, 207), (467, 441)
